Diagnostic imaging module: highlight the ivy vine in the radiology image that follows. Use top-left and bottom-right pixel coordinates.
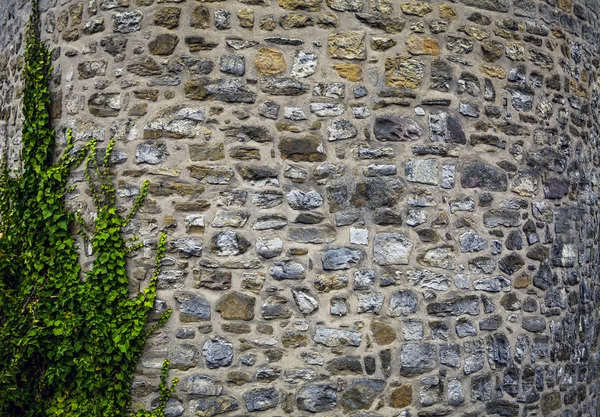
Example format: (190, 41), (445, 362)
(0, 2), (176, 416)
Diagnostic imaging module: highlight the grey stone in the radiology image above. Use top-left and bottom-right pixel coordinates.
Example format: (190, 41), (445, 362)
(258, 101), (280, 119)
(473, 276), (511, 292)
(441, 164), (456, 189)
(446, 36), (474, 54)
(471, 374), (492, 401)
(291, 51), (318, 78)
(456, 318), (478, 338)
(253, 215), (288, 230)
(243, 388), (279, 411)
(483, 210), (521, 228)
(144, 106), (205, 139)
(169, 237), (203, 257)
(220, 55), (245, 76)
(405, 159), (439, 185)
(322, 247), (364, 270)
(400, 344), (437, 375)
(292, 288), (319, 315)
(297, 384), (338, 412)
(402, 319), (424, 340)
(202, 336), (233, 368)
(426, 295), (479, 317)
(522, 316), (546, 333)
(260, 77), (310, 95)
(314, 328), (362, 347)
(354, 269), (376, 290)
(464, 338), (485, 374)
(286, 190), (324, 210)
(430, 59), (454, 91)
(418, 245), (456, 270)
(447, 379), (464, 406)
(459, 231), (487, 252)
(357, 292), (384, 314)
(389, 290), (418, 316)
(373, 233), (413, 265)
(327, 0), (364, 11)
(187, 374), (222, 396)
(189, 397), (240, 417)
(487, 334), (510, 368)
(174, 291), (211, 322)
(374, 115), (423, 141)
(170, 344), (199, 370)
(261, 295), (292, 319)
(112, 11), (142, 34)
(211, 231), (250, 256)
(310, 102), (345, 117)
(214, 9), (231, 30)
(256, 236), (283, 259)
(458, 0), (509, 12)
(270, 260), (306, 280)
(328, 119), (358, 141)
(439, 344), (461, 367)
(136, 142), (167, 165)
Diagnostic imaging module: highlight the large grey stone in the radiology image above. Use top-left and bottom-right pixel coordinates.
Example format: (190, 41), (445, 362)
(297, 384), (338, 412)
(322, 247), (364, 270)
(400, 344), (437, 375)
(202, 336), (233, 368)
(373, 233), (413, 265)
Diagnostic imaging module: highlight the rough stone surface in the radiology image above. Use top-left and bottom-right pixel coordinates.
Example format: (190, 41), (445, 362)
(6, 0), (599, 415)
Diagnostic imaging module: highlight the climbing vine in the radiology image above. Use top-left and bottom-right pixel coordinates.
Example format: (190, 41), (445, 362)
(0, 2), (176, 416)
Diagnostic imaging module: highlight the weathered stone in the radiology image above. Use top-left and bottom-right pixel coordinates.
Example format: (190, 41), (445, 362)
(278, 0), (322, 11)
(254, 48), (286, 76)
(174, 291), (211, 322)
(389, 290), (418, 316)
(327, 0), (364, 11)
(405, 35), (440, 56)
(314, 328), (362, 347)
(211, 231), (251, 256)
(328, 31), (366, 60)
(401, 2), (432, 16)
(78, 60), (107, 79)
(113, 10), (142, 33)
(341, 379), (385, 410)
(354, 13), (406, 33)
(405, 159), (438, 185)
(400, 344), (437, 375)
(88, 93), (120, 117)
(373, 233), (412, 265)
(322, 247), (364, 270)
(297, 384), (338, 412)
(259, 77), (309, 95)
(216, 292), (255, 320)
(459, 231), (487, 253)
(270, 260), (306, 280)
(427, 295), (479, 317)
(384, 56), (425, 88)
(243, 388), (279, 411)
(418, 245), (455, 270)
(374, 115), (423, 141)
(458, 0), (509, 12)
(202, 336), (233, 368)
(461, 162), (508, 191)
(391, 384), (413, 408)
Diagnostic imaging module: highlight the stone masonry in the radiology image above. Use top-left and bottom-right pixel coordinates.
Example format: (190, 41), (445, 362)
(1, 0), (600, 416)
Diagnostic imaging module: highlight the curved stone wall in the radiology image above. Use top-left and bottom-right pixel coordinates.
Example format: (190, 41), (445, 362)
(3, 0), (600, 416)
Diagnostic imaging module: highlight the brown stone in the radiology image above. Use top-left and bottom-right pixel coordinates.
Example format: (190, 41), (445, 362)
(128, 102), (148, 116)
(371, 37), (397, 51)
(391, 385), (413, 408)
(282, 331), (308, 348)
(328, 31), (367, 60)
(69, 3), (84, 25)
(371, 320), (396, 345)
(405, 35), (440, 56)
(541, 392), (561, 415)
(189, 143), (225, 161)
(459, 25), (490, 41)
(400, 1), (433, 16)
(216, 292), (256, 320)
(148, 33), (179, 55)
(514, 274), (531, 289)
(184, 80), (208, 100)
(439, 4), (457, 19)
(173, 201), (211, 211)
(62, 28), (80, 42)
(479, 64), (507, 79)
(154, 6), (180, 29)
(279, 13), (315, 29)
(237, 8), (254, 28)
(384, 55), (425, 88)
(191, 5), (210, 29)
(277, 0), (322, 11)
(279, 135), (326, 162)
(557, 0), (573, 12)
(333, 64), (362, 81)
(259, 15), (277, 30)
(254, 48), (287, 75)
(229, 146), (261, 160)
(127, 57), (162, 76)
(481, 40), (504, 62)
(133, 89), (159, 101)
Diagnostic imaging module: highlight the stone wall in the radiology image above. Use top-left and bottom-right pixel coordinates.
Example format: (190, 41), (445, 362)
(3, 0), (600, 415)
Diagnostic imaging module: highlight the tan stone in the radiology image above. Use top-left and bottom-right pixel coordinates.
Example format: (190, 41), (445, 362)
(69, 3), (84, 25)
(371, 37), (397, 51)
(237, 8), (254, 28)
(384, 55), (425, 88)
(254, 48), (287, 75)
(459, 25), (490, 41)
(405, 35), (440, 56)
(439, 4), (457, 19)
(279, 13), (315, 29)
(328, 31), (367, 60)
(148, 33), (179, 55)
(514, 274), (531, 289)
(190, 5), (210, 29)
(371, 320), (396, 345)
(259, 15), (277, 30)
(189, 143), (225, 161)
(400, 1), (433, 16)
(333, 64), (362, 81)
(505, 42), (525, 61)
(479, 64), (507, 79)
(277, 0), (322, 11)
(154, 6), (180, 29)
(391, 385), (413, 408)
(371, 0), (392, 14)
(557, 0), (573, 12)
(216, 292), (256, 320)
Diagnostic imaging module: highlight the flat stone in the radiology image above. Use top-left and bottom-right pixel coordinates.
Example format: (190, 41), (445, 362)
(405, 35), (440, 56)
(270, 260), (306, 280)
(297, 384), (338, 412)
(389, 290), (418, 316)
(400, 344), (437, 375)
(473, 276), (511, 292)
(384, 56), (425, 88)
(260, 77), (309, 95)
(322, 247), (364, 270)
(286, 190), (324, 210)
(417, 245), (455, 270)
(211, 231), (251, 256)
(261, 295), (292, 319)
(373, 233), (413, 265)
(458, 0), (509, 12)
(220, 55), (245, 76)
(461, 162), (508, 191)
(243, 388), (279, 412)
(292, 288), (319, 315)
(355, 13), (406, 34)
(278, 0), (322, 11)
(459, 231), (487, 252)
(314, 328), (362, 347)
(136, 142), (167, 165)
(113, 10), (142, 33)
(254, 48), (286, 75)
(405, 159), (439, 185)
(148, 33), (179, 55)
(189, 396), (239, 417)
(426, 295), (479, 316)
(328, 31), (366, 60)
(216, 292), (255, 320)
(341, 379), (386, 410)
(374, 115), (423, 141)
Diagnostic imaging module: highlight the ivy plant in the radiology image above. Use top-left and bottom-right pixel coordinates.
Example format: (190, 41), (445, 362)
(0, 2), (176, 416)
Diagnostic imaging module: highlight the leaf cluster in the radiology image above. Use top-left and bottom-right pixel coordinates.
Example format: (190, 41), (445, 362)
(0, 2), (176, 416)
